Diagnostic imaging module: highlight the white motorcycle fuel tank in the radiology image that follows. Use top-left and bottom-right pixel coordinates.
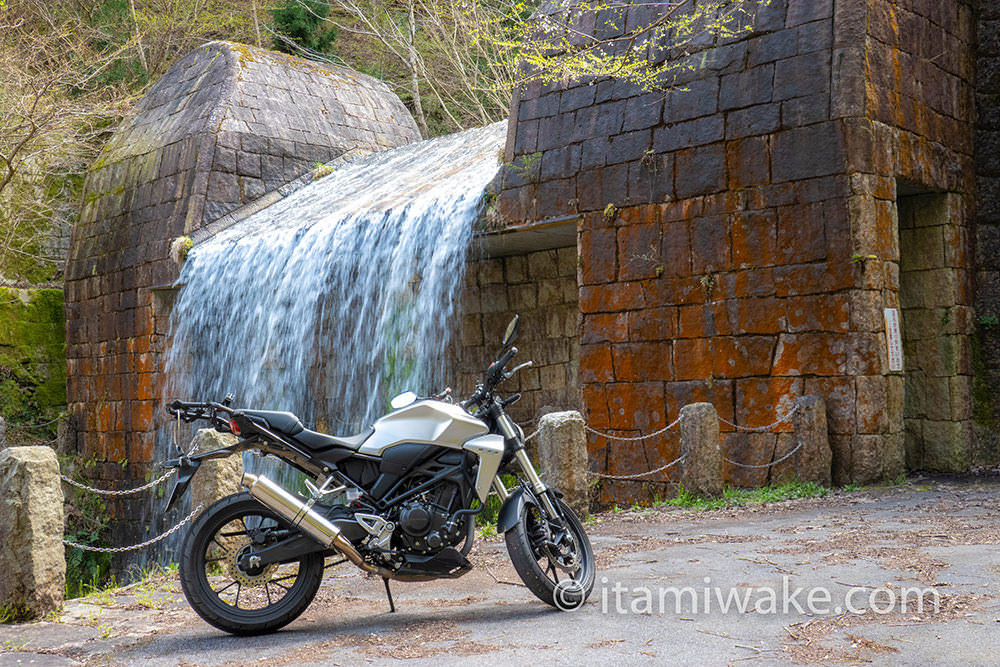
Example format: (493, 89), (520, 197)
(357, 399), (489, 455)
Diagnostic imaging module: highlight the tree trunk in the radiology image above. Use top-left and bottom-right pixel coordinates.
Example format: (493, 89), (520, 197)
(407, 1), (429, 138)
(127, 0), (149, 73)
(251, 0), (262, 48)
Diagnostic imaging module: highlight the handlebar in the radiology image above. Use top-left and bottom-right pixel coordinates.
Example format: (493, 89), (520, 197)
(487, 346), (517, 386)
(166, 399), (235, 431)
(503, 360), (533, 380)
(463, 346), (532, 411)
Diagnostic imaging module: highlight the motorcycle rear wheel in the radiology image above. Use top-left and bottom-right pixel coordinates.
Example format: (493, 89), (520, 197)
(504, 496), (595, 610)
(180, 492), (324, 635)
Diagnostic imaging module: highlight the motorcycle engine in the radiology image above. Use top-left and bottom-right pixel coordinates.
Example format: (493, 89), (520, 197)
(394, 492), (465, 554)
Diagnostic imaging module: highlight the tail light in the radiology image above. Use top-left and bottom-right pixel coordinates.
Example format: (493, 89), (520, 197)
(229, 418), (241, 436)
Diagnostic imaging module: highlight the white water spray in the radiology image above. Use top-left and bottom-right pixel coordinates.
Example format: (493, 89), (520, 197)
(164, 123), (504, 440)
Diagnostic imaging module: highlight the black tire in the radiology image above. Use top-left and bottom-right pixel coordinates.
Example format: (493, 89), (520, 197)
(504, 496), (595, 610)
(179, 492), (324, 635)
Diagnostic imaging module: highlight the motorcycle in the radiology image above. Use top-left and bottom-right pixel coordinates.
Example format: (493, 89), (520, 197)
(163, 315), (595, 635)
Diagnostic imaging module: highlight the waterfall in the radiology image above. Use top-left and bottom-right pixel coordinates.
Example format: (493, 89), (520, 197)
(164, 122), (504, 448)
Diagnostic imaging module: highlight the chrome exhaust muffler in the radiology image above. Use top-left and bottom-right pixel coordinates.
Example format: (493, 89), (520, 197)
(241, 472), (393, 578)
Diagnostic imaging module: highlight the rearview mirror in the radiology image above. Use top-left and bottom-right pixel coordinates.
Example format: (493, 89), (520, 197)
(390, 391), (417, 409)
(502, 315), (519, 348)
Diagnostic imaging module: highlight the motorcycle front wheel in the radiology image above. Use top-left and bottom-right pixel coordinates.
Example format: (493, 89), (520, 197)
(505, 496), (595, 610)
(179, 492), (324, 635)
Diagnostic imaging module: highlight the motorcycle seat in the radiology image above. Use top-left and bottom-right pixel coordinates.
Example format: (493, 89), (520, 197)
(294, 427), (373, 452)
(241, 409), (305, 435)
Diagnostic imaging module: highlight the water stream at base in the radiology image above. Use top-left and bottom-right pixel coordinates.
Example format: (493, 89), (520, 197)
(151, 123), (504, 558)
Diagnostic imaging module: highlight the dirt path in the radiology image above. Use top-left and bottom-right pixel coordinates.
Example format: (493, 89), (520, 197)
(3, 477), (1000, 666)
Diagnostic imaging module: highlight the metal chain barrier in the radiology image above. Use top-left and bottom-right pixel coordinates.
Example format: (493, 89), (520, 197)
(723, 441), (804, 469)
(13, 414), (65, 430)
(60, 469), (175, 496)
(716, 404), (799, 432)
(588, 454), (686, 481)
(54, 398), (804, 551)
(585, 415), (683, 442)
(582, 400), (802, 480)
(62, 504), (204, 553)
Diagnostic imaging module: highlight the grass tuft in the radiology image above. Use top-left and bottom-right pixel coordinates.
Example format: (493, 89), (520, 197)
(651, 480), (830, 512)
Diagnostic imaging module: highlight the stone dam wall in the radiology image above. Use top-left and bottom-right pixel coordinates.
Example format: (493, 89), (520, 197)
(64, 41), (420, 550)
(492, 0), (980, 501)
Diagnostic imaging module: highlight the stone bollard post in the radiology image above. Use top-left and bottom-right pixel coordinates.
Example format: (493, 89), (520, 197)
(793, 395), (832, 487)
(189, 429), (243, 513)
(0, 446), (65, 619)
(56, 414), (77, 456)
(536, 411), (589, 516)
(679, 403), (723, 497)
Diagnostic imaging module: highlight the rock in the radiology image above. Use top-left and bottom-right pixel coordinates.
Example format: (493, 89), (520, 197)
(188, 429), (243, 513)
(679, 403), (723, 497)
(0, 446), (65, 619)
(536, 411), (590, 516)
(794, 395), (832, 486)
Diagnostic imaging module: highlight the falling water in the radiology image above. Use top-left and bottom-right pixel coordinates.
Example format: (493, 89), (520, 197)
(164, 122), (505, 449)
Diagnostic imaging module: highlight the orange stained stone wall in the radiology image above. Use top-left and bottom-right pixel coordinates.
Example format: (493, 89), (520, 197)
(493, 0), (979, 503)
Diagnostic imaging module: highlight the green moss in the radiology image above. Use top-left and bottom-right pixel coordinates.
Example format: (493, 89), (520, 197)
(0, 288), (66, 423)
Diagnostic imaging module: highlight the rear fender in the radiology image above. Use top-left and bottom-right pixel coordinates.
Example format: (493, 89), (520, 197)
(162, 445), (240, 512)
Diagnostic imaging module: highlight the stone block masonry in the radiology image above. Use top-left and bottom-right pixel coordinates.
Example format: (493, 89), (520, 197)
(65, 41), (420, 557)
(456, 246), (580, 425)
(495, 0), (980, 503)
(974, 2), (1000, 466)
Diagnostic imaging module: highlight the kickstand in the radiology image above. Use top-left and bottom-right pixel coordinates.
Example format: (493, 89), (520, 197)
(382, 577), (396, 613)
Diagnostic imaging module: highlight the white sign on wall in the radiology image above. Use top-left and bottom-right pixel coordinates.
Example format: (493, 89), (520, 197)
(883, 308), (903, 372)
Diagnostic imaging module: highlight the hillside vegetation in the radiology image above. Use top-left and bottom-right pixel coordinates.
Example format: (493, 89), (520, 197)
(0, 0), (515, 284)
(0, 0), (766, 284)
